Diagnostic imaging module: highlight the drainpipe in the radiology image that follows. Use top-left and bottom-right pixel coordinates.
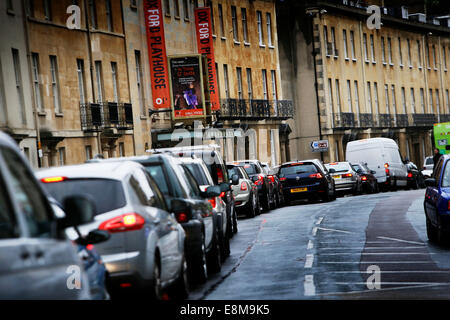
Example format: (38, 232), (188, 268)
(21, 0), (41, 167)
(309, 12), (324, 162)
(83, 0), (102, 154)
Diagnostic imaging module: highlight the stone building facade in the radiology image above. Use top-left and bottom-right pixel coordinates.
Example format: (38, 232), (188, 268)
(278, 0), (450, 167)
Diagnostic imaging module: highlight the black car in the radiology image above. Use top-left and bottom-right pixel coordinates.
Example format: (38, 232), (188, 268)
(406, 161), (425, 189)
(90, 154), (223, 285)
(352, 162), (379, 193)
(234, 160), (275, 212)
(278, 159), (336, 205)
(157, 145), (239, 241)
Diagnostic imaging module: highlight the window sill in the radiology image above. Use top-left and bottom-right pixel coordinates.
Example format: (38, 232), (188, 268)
(389, 63), (394, 66)
(427, 67), (431, 71)
(268, 45), (275, 49)
(445, 69), (448, 72)
(419, 66), (423, 70)
(345, 57), (350, 61)
(382, 62), (387, 66)
(165, 13), (171, 18)
(140, 115), (147, 120)
(37, 111), (47, 117)
(221, 36), (226, 41)
(7, 9), (15, 16)
(326, 54), (331, 58)
(365, 59), (370, 64)
(174, 16), (180, 20)
(184, 18), (190, 22)
(399, 64), (404, 68)
(333, 55), (339, 59)
(434, 68), (438, 71)
(212, 34), (217, 38)
(352, 58), (357, 62)
(244, 42), (251, 46)
(372, 61), (377, 64)
(409, 65), (413, 69)
(234, 40), (241, 45)
(55, 113), (64, 117)
(259, 44), (266, 48)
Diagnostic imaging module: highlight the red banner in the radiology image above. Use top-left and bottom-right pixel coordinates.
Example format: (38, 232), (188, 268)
(144, 0), (170, 109)
(194, 7), (220, 111)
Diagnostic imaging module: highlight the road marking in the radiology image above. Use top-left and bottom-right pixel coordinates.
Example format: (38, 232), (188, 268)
(316, 227), (353, 234)
(304, 254), (314, 268)
(307, 240), (314, 250)
(312, 227), (318, 236)
(316, 217), (324, 225)
(304, 275), (316, 296)
(320, 261), (436, 264)
(331, 282), (450, 285)
(318, 246), (426, 250)
(317, 241), (424, 244)
(328, 270), (450, 274)
(376, 236), (425, 245)
(320, 252), (435, 255)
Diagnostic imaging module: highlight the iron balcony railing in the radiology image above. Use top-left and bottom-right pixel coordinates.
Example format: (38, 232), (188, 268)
(218, 99), (294, 120)
(358, 113), (373, 128)
(333, 112), (355, 128)
(395, 114), (409, 127)
(80, 102), (134, 132)
(439, 114), (450, 123)
(411, 113), (437, 127)
(376, 114), (392, 128)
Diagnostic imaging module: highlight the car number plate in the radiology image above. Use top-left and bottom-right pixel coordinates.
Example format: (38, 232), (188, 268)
(291, 188), (307, 193)
(333, 175), (342, 179)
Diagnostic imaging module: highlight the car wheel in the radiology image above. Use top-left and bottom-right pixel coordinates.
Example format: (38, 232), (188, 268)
(232, 208), (238, 234)
(247, 194), (256, 218)
(255, 195), (262, 215)
(191, 239), (208, 285)
(206, 231), (222, 274)
(262, 192), (270, 212)
(169, 255), (189, 300)
(426, 216), (439, 243)
(151, 259), (163, 300)
(413, 178), (419, 190)
(270, 191), (277, 210)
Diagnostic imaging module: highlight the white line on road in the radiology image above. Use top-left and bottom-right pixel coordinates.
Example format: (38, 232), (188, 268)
(316, 283), (449, 297)
(316, 217), (324, 225)
(330, 282), (450, 285)
(316, 227), (354, 234)
(319, 261), (436, 264)
(318, 246), (427, 250)
(304, 275), (316, 296)
(307, 240), (314, 250)
(304, 254), (314, 268)
(320, 252), (435, 255)
(376, 236), (425, 245)
(312, 227), (318, 236)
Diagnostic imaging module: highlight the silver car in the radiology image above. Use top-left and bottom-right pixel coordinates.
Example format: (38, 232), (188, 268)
(227, 163), (260, 218)
(36, 161), (188, 300)
(423, 156), (434, 178)
(325, 162), (363, 195)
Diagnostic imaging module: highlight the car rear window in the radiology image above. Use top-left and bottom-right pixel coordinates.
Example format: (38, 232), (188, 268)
(241, 163), (260, 175)
(228, 166), (243, 179)
(426, 157), (434, 165)
(41, 179), (126, 216)
(326, 163), (351, 173)
(185, 163), (210, 186)
(352, 164), (363, 172)
(144, 164), (170, 195)
(280, 163), (318, 176)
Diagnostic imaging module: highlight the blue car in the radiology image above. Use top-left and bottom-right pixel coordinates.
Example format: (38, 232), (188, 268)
(424, 154), (450, 244)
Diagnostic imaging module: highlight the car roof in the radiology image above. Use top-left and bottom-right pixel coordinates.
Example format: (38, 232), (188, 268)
(281, 159), (321, 166)
(0, 132), (21, 150)
(35, 161), (143, 181)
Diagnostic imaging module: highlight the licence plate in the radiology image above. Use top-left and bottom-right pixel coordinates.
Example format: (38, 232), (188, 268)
(291, 187), (307, 193)
(333, 175), (342, 179)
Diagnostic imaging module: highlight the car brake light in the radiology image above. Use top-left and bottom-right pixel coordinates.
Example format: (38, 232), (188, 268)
(385, 168), (390, 176)
(448, 200), (450, 210)
(175, 212), (189, 223)
(342, 173), (353, 178)
(280, 177), (287, 181)
(407, 172), (413, 178)
(41, 176), (67, 183)
(220, 192), (226, 198)
(255, 175), (264, 185)
(86, 244), (94, 251)
(99, 213), (145, 233)
(309, 173), (323, 179)
(208, 197), (216, 208)
(240, 182), (248, 191)
(361, 176), (367, 181)
(217, 168), (224, 183)
(267, 175), (275, 183)
(384, 163), (389, 168)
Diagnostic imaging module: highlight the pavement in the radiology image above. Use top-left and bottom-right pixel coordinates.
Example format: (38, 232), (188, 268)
(189, 188), (450, 300)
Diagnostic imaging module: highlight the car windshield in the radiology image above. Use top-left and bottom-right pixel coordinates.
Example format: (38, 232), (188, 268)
(144, 165), (170, 195)
(442, 162), (450, 187)
(326, 163), (351, 173)
(185, 163), (210, 186)
(41, 179), (126, 216)
(280, 163), (318, 176)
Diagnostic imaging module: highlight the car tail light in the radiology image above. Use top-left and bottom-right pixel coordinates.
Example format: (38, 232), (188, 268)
(342, 173), (353, 178)
(175, 212), (189, 223)
(407, 172), (413, 178)
(208, 197), (216, 208)
(86, 244), (94, 251)
(280, 177), (287, 181)
(361, 176), (367, 181)
(220, 192), (226, 198)
(423, 166), (426, 170)
(235, 201), (242, 206)
(255, 175), (264, 185)
(99, 213), (145, 233)
(385, 168), (390, 176)
(384, 163), (389, 168)
(309, 173), (323, 179)
(448, 200), (450, 210)
(240, 182), (248, 191)
(41, 176), (67, 183)
(268, 175), (275, 183)
(217, 168), (224, 183)
(120, 283), (132, 288)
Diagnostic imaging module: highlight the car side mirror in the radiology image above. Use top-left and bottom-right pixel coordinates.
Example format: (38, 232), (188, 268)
(201, 185), (222, 198)
(425, 178), (437, 187)
(357, 169), (362, 174)
(231, 174), (240, 186)
(77, 229), (110, 246)
(61, 195), (95, 228)
(328, 168), (336, 174)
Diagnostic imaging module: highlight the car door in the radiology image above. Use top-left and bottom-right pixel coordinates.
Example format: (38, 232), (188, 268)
(426, 157), (444, 225)
(0, 146), (88, 299)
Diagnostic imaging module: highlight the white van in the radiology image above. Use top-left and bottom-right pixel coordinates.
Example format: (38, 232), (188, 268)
(345, 138), (408, 189)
